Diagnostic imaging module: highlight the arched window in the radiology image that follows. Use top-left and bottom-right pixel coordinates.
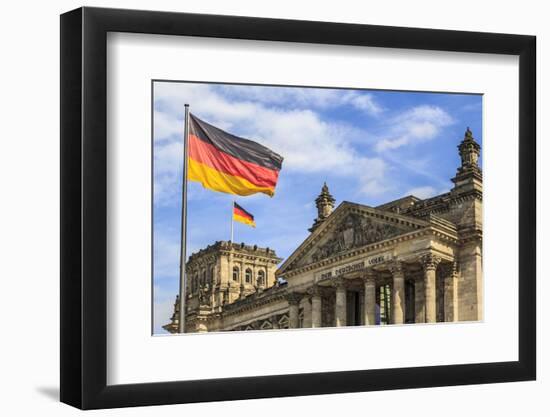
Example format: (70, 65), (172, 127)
(210, 266), (215, 283)
(245, 268), (252, 283)
(201, 270), (206, 285)
(232, 266), (240, 281)
(192, 275), (198, 292)
(257, 270), (265, 286)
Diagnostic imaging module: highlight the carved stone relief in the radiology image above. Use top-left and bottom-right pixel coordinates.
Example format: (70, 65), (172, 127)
(310, 213), (405, 263)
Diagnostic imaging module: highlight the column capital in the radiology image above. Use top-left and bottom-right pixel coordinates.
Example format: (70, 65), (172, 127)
(440, 260), (459, 277)
(420, 253), (442, 271)
(307, 284), (323, 298)
(286, 292), (303, 305)
(389, 260), (404, 275)
(361, 268), (376, 285)
(331, 277), (346, 290)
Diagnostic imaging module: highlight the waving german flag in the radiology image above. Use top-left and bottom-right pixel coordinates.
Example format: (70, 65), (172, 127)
(233, 202), (256, 227)
(188, 114), (283, 197)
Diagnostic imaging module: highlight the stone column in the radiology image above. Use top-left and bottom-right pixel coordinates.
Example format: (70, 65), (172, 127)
(414, 276), (425, 323)
(362, 269), (377, 326)
(287, 293), (302, 329)
(302, 297), (312, 328)
(310, 286), (323, 328)
(390, 261), (405, 324)
(358, 292), (365, 325)
(442, 261), (459, 322)
(334, 278), (347, 327)
(271, 315), (280, 329)
(421, 253), (441, 323)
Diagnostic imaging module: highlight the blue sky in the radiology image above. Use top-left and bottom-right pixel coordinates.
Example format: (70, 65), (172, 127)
(152, 81), (482, 334)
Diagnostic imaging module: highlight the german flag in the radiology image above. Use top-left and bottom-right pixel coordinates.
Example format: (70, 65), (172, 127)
(188, 113), (283, 197)
(233, 202), (256, 227)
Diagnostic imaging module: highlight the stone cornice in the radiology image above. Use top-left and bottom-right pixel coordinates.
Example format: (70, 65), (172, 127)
(458, 227), (483, 244)
(405, 189), (482, 218)
(286, 292), (303, 305)
(279, 225), (458, 279)
(223, 306), (289, 329)
(277, 202), (434, 275)
(221, 286), (288, 317)
(222, 251), (282, 264)
(187, 240), (281, 267)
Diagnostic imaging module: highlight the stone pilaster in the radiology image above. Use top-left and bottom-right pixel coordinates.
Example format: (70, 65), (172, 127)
(421, 253), (441, 323)
(268, 264), (278, 287)
(287, 293), (302, 329)
(302, 297), (312, 328)
(390, 261), (405, 324)
(239, 283), (246, 300)
(362, 269), (377, 326)
(442, 261), (459, 322)
(333, 278), (347, 327)
(309, 286), (323, 328)
(414, 276), (425, 323)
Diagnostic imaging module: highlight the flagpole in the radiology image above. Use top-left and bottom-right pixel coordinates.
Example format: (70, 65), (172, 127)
(230, 199), (235, 243)
(178, 104), (190, 333)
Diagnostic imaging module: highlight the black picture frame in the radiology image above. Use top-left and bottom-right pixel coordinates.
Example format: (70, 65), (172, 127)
(60, 6), (536, 410)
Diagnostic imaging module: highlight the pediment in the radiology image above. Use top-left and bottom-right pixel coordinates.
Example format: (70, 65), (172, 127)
(278, 202), (430, 274)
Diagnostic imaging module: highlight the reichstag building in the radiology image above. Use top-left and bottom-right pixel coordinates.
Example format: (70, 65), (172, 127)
(164, 128), (482, 333)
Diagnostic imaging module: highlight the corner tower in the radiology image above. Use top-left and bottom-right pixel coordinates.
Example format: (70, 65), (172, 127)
(450, 127), (483, 321)
(452, 127), (482, 194)
(309, 182), (335, 232)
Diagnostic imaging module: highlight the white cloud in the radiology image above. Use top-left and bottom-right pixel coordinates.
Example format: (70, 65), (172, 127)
(357, 157), (391, 197)
(404, 186), (438, 199)
(153, 82), (384, 205)
(246, 108), (363, 174)
(154, 82), (260, 125)
(153, 140), (183, 206)
(155, 141), (182, 175)
(154, 232), (181, 279)
(154, 110), (181, 142)
(217, 85), (384, 116)
(153, 85), (456, 206)
(375, 105), (454, 152)
(343, 91), (384, 116)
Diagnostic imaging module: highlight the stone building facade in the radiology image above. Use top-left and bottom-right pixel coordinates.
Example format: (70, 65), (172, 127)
(163, 240), (282, 333)
(164, 128), (482, 333)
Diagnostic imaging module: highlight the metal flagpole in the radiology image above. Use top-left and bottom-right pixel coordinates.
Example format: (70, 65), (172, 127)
(178, 104), (190, 333)
(230, 199), (235, 243)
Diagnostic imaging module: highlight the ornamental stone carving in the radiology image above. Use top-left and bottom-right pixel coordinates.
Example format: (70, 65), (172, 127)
(197, 285), (211, 306)
(458, 127), (481, 173)
(331, 277), (347, 289)
(389, 260), (404, 275)
(307, 285), (322, 298)
(420, 253), (442, 271)
(440, 260), (458, 277)
(311, 214), (403, 262)
(362, 268), (377, 283)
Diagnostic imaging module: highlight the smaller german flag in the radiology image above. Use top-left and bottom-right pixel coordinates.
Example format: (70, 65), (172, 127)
(233, 202), (256, 227)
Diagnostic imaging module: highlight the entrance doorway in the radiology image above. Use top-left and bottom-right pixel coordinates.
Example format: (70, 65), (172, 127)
(405, 279), (415, 323)
(346, 291), (361, 326)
